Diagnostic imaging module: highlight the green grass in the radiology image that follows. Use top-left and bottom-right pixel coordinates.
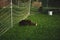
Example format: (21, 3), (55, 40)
(0, 11), (60, 40)
(0, 2), (60, 40)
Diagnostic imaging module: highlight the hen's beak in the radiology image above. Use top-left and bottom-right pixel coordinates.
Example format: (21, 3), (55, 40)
(36, 23), (37, 26)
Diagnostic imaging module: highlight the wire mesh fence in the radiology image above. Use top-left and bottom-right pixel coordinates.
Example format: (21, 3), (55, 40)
(0, 0), (30, 36)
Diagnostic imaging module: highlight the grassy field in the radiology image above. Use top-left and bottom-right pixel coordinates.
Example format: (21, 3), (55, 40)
(0, 8), (60, 40)
(0, 2), (60, 40)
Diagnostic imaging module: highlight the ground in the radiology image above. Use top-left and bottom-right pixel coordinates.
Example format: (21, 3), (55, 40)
(0, 2), (60, 40)
(0, 9), (60, 40)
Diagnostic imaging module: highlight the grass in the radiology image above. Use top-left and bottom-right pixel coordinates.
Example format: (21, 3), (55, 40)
(0, 10), (60, 40)
(0, 2), (60, 40)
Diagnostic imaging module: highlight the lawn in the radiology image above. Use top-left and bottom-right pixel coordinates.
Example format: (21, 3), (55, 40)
(0, 2), (60, 40)
(0, 8), (60, 40)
